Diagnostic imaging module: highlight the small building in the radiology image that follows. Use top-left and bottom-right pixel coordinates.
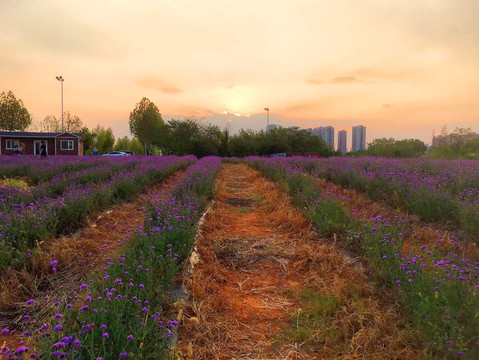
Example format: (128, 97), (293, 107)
(0, 132), (83, 156)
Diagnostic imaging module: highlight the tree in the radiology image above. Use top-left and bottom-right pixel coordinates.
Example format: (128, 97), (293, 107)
(82, 127), (95, 155)
(63, 111), (83, 133)
(0, 90), (32, 131)
(366, 137), (426, 158)
(93, 126), (115, 154)
(129, 138), (144, 155)
(163, 119), (201, 155)
(229, 129), (259, 157)
(129, 98), (165, 155)
(113, 136), (144, 155)
(30, 112), (83, 133)
(42, 115), (62, 132)
(227, 127), (334, 157)
(430, 127), (479, 159)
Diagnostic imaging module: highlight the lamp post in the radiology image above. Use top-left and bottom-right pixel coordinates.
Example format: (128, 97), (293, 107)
(56, 76), (64, 132)
(264, 107), (269, 131)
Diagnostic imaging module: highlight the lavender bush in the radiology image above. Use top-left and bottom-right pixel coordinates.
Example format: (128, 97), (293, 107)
(0, 156), (196, 272)
(0, 157), (221, 360)
(246, 156), (479, 359)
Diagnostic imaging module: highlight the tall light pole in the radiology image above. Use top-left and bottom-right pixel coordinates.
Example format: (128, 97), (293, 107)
(264, 107), (269, 131)
(56, 76), (64, 132)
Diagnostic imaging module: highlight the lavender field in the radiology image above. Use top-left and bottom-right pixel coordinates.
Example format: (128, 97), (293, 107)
(246, 156), (479, 359)
(1, 156), (478, 359)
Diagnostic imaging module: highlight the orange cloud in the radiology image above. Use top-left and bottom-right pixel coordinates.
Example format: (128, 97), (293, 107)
(330, 76), (358, 84)
(136, 76), (183, 94)
(161, 87), (183, 94)
(382, 103), (393, 108)
(168, 105), (215, 119)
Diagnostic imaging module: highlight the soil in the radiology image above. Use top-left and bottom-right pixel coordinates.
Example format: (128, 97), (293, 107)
(175, 164), (422, 360)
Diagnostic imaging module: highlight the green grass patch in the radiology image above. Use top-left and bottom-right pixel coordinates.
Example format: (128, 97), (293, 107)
(236, 208), (253, 215)
(277, 289), (342, 350)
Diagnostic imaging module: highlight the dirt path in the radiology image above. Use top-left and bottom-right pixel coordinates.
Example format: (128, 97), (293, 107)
(176, 164), (421, 360)
(0, 170), (186, 349)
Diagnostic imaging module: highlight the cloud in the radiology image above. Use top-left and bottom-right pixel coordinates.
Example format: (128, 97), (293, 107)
(167, 106), (215, 119)
(136, 76), (168, 90)
(223, 110), (250, 117)
(161, 87), (183, 94)
(330, 76), (358, 84)
(382, 103), (393, 108)
(306, 78), (324, 85)
(136, 77), (183, 94)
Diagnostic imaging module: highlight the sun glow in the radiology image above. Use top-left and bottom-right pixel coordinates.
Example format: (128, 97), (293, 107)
(223, 110), (251, 117)
(216, 86), (256, 117)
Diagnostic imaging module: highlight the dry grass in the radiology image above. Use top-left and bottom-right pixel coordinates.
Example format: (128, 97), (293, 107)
(0, 178), (30, 190)
(175, 164), (424, 360)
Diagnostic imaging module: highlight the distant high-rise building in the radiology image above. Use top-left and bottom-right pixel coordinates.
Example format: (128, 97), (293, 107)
(313, 126), (335, 148)
(338, 130), (347, 154)
(352, 125), (366, 151)
(266, 124), (278, 132)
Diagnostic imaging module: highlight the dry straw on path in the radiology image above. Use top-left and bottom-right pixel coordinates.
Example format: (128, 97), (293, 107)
(175, 164), (422, 360)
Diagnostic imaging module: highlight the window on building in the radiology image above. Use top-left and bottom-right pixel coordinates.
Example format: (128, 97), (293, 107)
(6, 139), (19, 150)
(61, 140), (74, 150)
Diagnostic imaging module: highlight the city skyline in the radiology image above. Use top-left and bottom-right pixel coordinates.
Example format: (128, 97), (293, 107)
(1, 1), (478, 144)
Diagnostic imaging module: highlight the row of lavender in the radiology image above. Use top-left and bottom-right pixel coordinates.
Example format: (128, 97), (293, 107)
(246, 157), (479, 359)
(284, 157), (479, 238)
(0, 156), (196, 272)
(0, 157), (140, 205)
(0, 156), (114, 185)
(0, 157), (221, 359)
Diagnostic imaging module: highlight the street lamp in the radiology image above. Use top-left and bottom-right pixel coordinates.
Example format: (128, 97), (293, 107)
(56, 76), (64, 132)
(264, 107), (269, 131)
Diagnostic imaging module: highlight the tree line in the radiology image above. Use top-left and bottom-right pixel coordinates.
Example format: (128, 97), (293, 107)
(348, 137), (427, 158)
(429, 127), (479, 159)
(128, 97), (336, 157)
(1, 90), (440, 158)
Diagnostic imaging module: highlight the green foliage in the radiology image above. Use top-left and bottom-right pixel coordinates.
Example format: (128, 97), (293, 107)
(63, 111), (84, 133)
(129, 97), (165, 154)
(82, 127), (95, 154)
(114, 136), (144, 155)
(430, 128), (479, 159)
(0, 90), (32, 131)
(36, 115), (61, 132)
(162, 118), (223, 157)
(228, 129), (259, 156)
(160, 120), (335, 157)
(247, 127), (335, 157)
(93, 125), (115, 154)
(363, 137), (427, 158)
(33, 112), (84, 133)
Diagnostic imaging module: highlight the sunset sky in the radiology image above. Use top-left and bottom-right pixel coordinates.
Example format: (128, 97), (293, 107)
(1, 0), (478, 148)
